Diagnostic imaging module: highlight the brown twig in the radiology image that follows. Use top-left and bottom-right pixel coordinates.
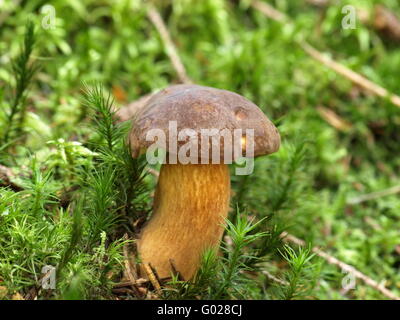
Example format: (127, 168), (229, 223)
(262, 270), (289, 286)
(116, 4), (194, 123)
(251, 0), (400, 109)
(316, 106), (352, 132)
(280, 232), (400, 300)
(114, 278), (150, 288)
(251, 0), (287, 22)
(143, 263), (162, 296)
(146, 167), (160, 178)
(147, 4), (192, 84)
(305, 0), (330, 7)
(300, 42), (400, 108)
(112, 287), (137, 295)
(122, 234), (141, 297)
(117, 3), (196, 123)
(347, 185), (400, 205)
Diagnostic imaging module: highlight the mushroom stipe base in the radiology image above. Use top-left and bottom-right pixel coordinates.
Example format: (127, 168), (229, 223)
(137, 163), (231, 280)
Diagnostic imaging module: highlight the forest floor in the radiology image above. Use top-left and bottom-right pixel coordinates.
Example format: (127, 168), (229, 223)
(0, 0), (399, 300)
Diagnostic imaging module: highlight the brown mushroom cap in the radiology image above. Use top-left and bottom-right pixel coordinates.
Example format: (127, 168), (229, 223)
(129, 84), (280, 160)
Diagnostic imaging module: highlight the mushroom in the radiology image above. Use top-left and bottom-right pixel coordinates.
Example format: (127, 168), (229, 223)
(129, 84), (280, 280)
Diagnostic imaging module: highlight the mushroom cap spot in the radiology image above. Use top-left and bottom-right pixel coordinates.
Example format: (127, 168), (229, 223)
(234, 107), (248, 121)
(129, 84), (281, 160)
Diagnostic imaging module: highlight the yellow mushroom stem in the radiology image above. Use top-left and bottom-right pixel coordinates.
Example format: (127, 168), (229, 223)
(137, 163), (231, 280)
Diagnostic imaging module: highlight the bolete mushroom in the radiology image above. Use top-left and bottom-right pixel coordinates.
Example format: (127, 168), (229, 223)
(129, 84), (280, 280)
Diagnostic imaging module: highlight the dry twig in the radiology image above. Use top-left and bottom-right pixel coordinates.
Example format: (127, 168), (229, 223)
(300, 42), (400, 108)
(115, 4), (193, 122)
(251, 0), (287, 22)
(316, 106), (352, 132)
(251, 0), (400, 109)
(347, 185), (400, 205)
(147, 4), (192, 84)
(122, 234), (141, 297)
(143, 263), (162, 296)
(262, 270), (289, 286)
(280, 232), (400, 300)
(305, 0), (330, 7)
(114, 278), (149, 288)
